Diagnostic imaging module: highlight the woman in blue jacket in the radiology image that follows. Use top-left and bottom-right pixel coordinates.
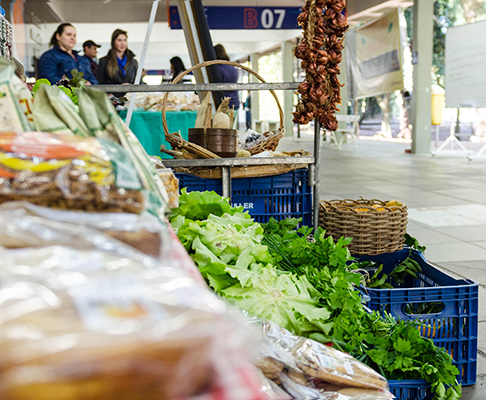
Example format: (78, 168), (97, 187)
(38, 23), (98, 85)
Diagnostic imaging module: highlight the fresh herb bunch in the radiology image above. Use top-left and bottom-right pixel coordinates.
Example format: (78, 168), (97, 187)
(261, 218), (461, 399)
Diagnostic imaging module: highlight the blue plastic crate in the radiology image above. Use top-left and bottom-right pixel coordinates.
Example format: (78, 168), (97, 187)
(388, 380), (432, 400)
(175, 169), (313, 225)
(357, 248), (478, 385)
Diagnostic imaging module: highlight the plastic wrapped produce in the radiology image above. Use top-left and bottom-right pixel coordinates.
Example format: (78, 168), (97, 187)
(0, 58), (33, 132)
(75, 87), (170, 216)
(150, 156), (179, 209)
(0, 201), (167, 258)
(0, 131), (145, 213)
(0, 210), (266, 400)
(255, 320), (393, 400)
(33, 84), (90, 137)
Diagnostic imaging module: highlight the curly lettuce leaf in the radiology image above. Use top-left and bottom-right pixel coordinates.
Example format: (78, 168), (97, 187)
(170, 189), (248, 221)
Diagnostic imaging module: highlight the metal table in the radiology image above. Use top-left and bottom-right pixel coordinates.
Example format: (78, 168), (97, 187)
(97, 82), (322, 229)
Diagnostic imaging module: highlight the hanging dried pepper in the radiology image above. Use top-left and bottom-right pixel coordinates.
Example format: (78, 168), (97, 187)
(293, 0), (348, 130)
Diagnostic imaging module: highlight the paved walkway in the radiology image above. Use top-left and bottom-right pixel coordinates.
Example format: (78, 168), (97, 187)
(279, 136), (486, 399)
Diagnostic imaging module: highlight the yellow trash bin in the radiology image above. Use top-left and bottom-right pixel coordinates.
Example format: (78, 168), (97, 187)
(431, 85), (445, 126)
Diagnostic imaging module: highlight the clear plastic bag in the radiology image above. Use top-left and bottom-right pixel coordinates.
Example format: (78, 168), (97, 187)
(0, 201), (167, 258)
(0, 58), (33, 132)
(0, 210), (264, 400)
(0, 132), (145, 213)
(255, 320), (394, 400)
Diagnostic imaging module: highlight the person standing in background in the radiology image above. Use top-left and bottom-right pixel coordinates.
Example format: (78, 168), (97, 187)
(97, 29), (138, 86)
(214, 44), (239, 109)
(170, 56), (190, 82)
(82, 40), (101, 77)
(38, 23), (98, 85)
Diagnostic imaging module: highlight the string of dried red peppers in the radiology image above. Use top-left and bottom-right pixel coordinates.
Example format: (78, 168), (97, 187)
(293, 0), (348, 131)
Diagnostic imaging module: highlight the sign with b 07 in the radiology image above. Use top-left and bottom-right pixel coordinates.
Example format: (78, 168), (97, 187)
(169, 6), (302, 30)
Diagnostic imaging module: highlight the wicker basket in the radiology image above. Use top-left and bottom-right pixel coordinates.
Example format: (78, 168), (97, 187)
(162, 59), (285, 156)
(319, 199), (408, 255)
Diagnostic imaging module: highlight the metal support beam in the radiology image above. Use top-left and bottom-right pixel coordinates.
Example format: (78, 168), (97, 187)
(96, 82), (300, 93)
(162, 156), (315, 168)
(313, 119), (321, 231)
(282, 40), (295, 137)
(250, 53), (260, 122)
(177, 1), (208, 84)
(411, 0), (434, 154)
(221, 167), (232, 200)
(125, 0), (160, 127)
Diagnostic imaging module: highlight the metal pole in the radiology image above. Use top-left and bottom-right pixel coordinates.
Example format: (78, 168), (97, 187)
(222, 167), (232, 201)
(313, 119), (321, 232)
(125, 0), (160, 127)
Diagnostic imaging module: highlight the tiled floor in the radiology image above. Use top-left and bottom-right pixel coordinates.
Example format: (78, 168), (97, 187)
(279, 136), (486, 399)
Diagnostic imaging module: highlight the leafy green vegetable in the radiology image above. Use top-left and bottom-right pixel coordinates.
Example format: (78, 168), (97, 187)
(261, 218), (461, 400)
(31, 79), (51, 96)
(170, 189), (248, 221)
(359, 235), (426, 289)
(31, 73), (80, 105)
(170, 196), (331, 335)
(405, 233), (427, 253)
(69, 69), (86, 87)
(171, 192), (461, 400)
(261, 217), (301, 236)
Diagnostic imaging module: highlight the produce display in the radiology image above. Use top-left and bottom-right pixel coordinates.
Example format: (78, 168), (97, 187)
(0, 132), (144, 213)
(0, 57), (276, 400)
(170, 190), (462, 400)
(0, 10), (474, 395)
(293, 0), (347, 130)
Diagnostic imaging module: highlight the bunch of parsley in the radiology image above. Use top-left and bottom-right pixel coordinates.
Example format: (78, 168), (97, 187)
(262, 218), (461, 400)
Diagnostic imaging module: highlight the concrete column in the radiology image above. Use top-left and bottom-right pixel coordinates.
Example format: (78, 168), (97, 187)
(411, 0), (434, 154)
(250, 53), (260, 122)
(281, 40), (295, 137)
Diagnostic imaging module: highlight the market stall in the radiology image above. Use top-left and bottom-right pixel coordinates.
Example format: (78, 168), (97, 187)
(0, 0), (478, 398)
(0, 55), (400, 400)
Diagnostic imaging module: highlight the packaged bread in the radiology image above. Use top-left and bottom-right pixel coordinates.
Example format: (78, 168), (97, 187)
(0, 211), (236, 400)
(149, 156), (179, 209)
(255, 321), (392, 399)
(0, 201), (166, 258)
(0, 132), (145, 213)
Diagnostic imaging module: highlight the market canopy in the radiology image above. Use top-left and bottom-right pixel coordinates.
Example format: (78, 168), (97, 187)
(10, 0), (413, 72)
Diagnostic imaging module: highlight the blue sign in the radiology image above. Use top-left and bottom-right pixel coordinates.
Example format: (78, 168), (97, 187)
(169, 6), (302, 30)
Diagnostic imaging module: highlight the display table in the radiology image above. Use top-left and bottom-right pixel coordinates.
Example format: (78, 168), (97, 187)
(119, 109), (197, 158)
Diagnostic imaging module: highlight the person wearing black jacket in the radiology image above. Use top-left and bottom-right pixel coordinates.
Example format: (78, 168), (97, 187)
(97, 29), (138, 93)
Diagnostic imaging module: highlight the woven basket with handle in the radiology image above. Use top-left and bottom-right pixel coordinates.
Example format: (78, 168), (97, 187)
(162, 59), (285, 156)
(319, 198), (408, 255)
